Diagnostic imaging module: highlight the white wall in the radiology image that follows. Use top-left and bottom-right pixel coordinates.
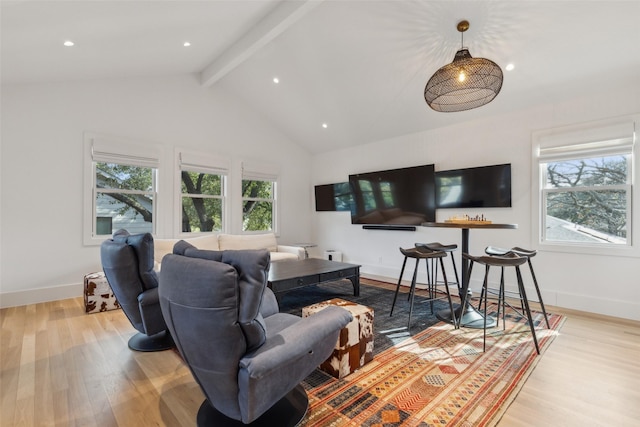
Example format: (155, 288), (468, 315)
(311, 85), (640, 321)
(0, 75), (312, 306)
(3, 73), (639, 321)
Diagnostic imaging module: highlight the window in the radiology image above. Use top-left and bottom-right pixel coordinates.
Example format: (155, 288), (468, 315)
(181, 171), (224, 232)
(241, 162), (279, 233)
(84, 134), (160, 245)
(242, 178), (276, 232)
(532, 117), (636, 254)
(541, 154), (630, 245)
(95, 162), (156, 234)
(177, 150), (228, 234)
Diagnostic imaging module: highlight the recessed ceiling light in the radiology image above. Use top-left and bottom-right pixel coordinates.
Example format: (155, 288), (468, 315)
(63, 40), (74, 47)
(273, 77), (279, 84)
(322, 123), (328, 129)
(183, 41), (191, 47)
(505, 63), (515, 71)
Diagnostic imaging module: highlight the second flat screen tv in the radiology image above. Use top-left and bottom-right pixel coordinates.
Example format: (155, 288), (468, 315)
(349, 164), (436, 225)
(435, 163), (512, 208)
(314, 182), (353, 212)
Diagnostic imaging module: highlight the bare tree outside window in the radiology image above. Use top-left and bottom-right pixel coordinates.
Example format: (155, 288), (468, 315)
(543, 154), (630, 244)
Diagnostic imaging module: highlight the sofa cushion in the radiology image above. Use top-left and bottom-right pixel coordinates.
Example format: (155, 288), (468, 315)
(155, 234), (220, 267)
(218, 233), (278, 252)
(270, 252), (298, 262)
(185, 234), (221, 251)
(154, 238), (178, 266)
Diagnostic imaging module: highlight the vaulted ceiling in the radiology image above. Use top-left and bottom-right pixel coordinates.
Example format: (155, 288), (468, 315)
(2, 1), (639, 154)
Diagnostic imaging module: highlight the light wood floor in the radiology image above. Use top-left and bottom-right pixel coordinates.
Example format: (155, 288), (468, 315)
(2, 285), (639, 426)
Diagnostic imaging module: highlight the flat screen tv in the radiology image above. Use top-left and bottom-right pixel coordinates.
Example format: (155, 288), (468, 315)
(435, 163), (512, 208)
(349, 164), (436, 226)
(314, 182), (353, 212)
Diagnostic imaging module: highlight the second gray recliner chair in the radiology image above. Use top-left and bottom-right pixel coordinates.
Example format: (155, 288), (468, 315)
(100, 229), (174, 351)
(159, 242), (353, 426)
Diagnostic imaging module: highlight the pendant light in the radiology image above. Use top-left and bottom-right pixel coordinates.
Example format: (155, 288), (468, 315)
(424, 20), (503, 112)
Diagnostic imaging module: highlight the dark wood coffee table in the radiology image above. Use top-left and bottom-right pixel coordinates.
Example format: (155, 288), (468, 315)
(268, 258), (360, 297)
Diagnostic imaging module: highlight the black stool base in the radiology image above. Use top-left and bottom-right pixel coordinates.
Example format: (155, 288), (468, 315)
(127, 331), (174, 352)
(197, 384), (309, 427)
(436, 304), (497, 329)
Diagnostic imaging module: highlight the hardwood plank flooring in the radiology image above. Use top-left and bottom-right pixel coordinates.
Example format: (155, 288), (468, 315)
(1, 283), (639, 426)
(498, 307), (640, 427)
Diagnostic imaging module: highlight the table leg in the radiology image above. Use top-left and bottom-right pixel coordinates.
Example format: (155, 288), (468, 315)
(348, 271), (360, 296)
(436, 228), (497, 329)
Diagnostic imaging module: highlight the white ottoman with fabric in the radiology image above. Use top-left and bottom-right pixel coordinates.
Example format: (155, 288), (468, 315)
(84, 272), (120, 314)
(302, 298), (374, 378)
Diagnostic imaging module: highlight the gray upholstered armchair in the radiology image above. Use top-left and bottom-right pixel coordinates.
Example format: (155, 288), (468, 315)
(159, 243), (353, 426)
(100, 229), (174, 351)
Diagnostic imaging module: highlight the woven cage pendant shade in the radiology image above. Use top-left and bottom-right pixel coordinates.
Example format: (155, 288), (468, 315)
(424, 21), (503, 112)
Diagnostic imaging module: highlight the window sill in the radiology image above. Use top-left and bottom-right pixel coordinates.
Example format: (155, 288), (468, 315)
(536, 240), (640, 258)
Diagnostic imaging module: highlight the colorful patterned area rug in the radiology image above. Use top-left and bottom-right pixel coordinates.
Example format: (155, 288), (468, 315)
(300, 307), (565, 426)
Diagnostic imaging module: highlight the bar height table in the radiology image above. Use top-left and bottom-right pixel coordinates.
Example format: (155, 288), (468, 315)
(422, 222), (518, 328)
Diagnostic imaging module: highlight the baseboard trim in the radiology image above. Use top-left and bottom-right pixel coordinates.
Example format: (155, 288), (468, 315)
(358, 263), (640, 322)
(0, 282), (83, 309)
(3, 269), (639, 322)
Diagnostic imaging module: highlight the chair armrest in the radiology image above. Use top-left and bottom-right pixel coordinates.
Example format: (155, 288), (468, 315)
(239, 306), (352, 376)
(137, 287), (167, 336)
(276, 245), (305, 260)
(237, 306), (351, 422)
(138, 286), (159, 306)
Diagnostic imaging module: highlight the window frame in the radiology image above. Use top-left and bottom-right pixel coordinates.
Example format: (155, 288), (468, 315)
(241, 161), (280, 235)
(540, 156), (632, 247)
(175, 149), (229, 237)
(83, 133), (161, 246)
(531, 116), (639, 257)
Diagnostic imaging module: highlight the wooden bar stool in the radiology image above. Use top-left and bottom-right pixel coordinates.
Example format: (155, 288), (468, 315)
(483, 246), (550, 328)
(391, 246), (458, 329)
(415, 242), (461, 293)
(463, 253), (540, 354)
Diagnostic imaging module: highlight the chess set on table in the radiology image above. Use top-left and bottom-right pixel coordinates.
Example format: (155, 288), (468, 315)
(444, 214), (492, 224)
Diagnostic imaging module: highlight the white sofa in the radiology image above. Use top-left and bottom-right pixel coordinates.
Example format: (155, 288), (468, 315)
(153, 233), (304, 269)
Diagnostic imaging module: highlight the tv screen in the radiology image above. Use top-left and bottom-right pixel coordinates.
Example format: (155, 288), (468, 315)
(435, 164), (512, 208)
(349, 164), (435, 225)
(314, 182), (353, 212)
